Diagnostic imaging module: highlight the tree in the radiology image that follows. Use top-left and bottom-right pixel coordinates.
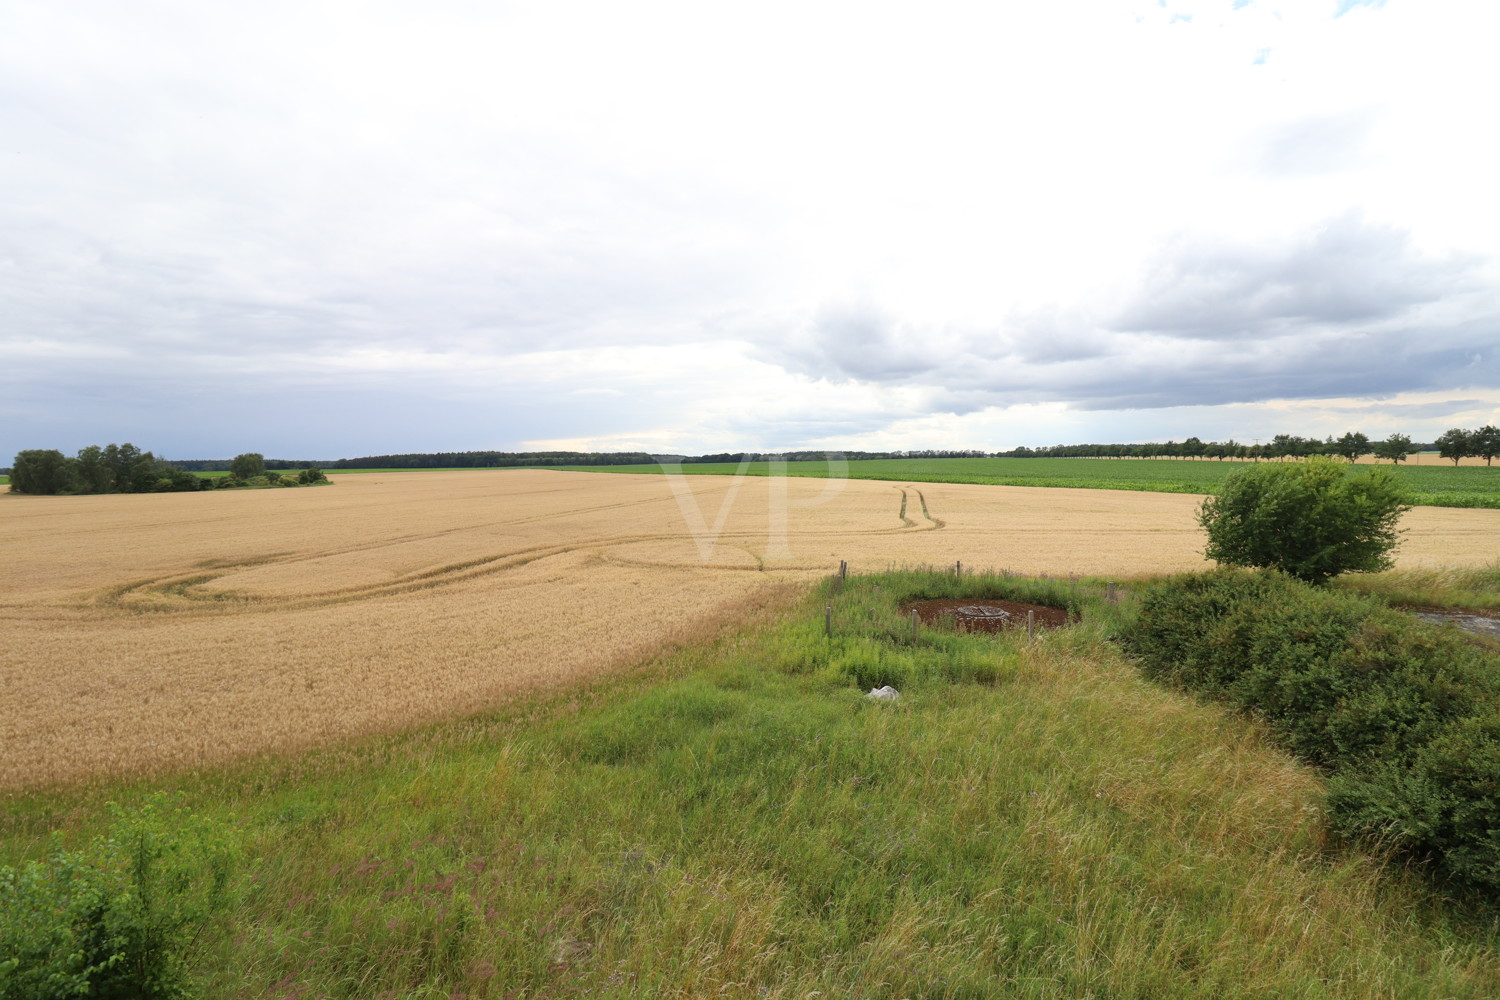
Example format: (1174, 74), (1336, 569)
(9, 450), (75, 495)
(1335, 431), (1370, 463)
(1198, 455), (1411, 583)
(230, 453), (265, 480)
(1374, 433), (1413, 465)
(74, 445), (112, 492)
(1474, 425), (1500, 467)
(1435, 428), (1475, 467)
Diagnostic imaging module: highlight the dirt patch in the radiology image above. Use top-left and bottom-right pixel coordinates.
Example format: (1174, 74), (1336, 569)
(901, 597), (1073, 635)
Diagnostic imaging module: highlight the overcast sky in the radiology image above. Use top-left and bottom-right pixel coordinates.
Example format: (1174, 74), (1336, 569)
(3, 0), (1498, 460)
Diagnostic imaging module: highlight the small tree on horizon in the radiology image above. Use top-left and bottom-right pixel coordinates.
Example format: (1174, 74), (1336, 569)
(230, 452), (266, 480)
(1474, 425), (1500, 467)
(1335, 431), (1370, 463)
(1435, 428), (1475, 467)
(1374, 433), (1413, 464)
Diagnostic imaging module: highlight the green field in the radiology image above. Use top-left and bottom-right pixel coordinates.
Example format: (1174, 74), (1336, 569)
(553, 456), (1500, 509)
(7, 569), (1500, 997)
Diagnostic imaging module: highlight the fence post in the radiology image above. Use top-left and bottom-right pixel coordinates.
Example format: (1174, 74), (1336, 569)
(1107, 581), (1117, 604)
(956, 559), (962, 578)
(825, 605), (833, 639)
(1026, 610), (1035, 642)
(910, 608), (918, 642)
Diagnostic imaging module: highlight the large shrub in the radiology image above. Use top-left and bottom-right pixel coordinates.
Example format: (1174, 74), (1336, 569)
(0, 798), (239, 999)
(1198, 456), (1410, 583)
(1121, 570), (1500, 892)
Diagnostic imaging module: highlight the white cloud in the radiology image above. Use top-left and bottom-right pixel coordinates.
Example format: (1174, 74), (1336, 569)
(2, 0), (1498, 459)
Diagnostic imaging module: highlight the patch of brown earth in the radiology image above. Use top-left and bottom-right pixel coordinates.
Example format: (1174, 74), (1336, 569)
(901, 597), (1072, 634)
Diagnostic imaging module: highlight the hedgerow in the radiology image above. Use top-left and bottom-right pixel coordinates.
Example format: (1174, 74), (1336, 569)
(1120, 570), (1500, 893)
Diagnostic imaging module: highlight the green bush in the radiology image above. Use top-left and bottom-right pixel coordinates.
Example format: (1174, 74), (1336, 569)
(0, 798), (240, 999)
(1330, 716), (1500, 891)
(1121, 570), (1500, 892)
(1198, 456), (1411, 582)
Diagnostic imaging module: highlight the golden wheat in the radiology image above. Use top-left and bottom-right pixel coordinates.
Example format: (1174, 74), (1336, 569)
(2, 469), (1495, 789)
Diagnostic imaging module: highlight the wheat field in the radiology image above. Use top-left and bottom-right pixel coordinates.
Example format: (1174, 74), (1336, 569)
(3, 469), (1496, 789)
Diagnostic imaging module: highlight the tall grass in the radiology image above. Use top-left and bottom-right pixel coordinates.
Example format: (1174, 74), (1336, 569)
(6, 569), (1500, 997)
(1336, 561), (1500, 610)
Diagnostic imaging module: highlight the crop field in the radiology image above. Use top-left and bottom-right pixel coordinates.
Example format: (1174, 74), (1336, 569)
(558, 456), (1500, 508)
(3, 469), (1498, 790)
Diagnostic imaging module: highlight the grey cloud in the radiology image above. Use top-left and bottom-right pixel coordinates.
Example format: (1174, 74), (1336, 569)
(768, 301), (949, 382)
(1115, 213), (1477, 337)
(757, 216), (1499, 419)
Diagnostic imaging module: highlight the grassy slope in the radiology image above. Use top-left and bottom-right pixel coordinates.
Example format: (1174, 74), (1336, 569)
(552, 457), (1500, 509)
(6, 571), (1500, 997)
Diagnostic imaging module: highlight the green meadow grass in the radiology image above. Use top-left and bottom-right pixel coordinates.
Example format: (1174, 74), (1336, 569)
(6, 570), (1500, 997)
(554, 457), (1500, 509)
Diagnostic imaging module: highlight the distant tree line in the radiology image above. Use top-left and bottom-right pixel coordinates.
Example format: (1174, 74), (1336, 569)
(323, 451), (660, 468)
(315, 449), (989, 468)
(169, 457), (329, 472)
(995, 431), (1482, 464)
(677, 450), (987, 464)
(7, 447), (327, 495)
(16, 433), (1493, 486)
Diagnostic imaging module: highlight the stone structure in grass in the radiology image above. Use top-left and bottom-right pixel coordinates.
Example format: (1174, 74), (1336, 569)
(901, 597), (1072, 635)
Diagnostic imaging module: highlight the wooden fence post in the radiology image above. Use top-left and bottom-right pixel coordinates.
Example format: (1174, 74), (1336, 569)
(825, 605), (833, 638)
(1026, 610), (1035, 642)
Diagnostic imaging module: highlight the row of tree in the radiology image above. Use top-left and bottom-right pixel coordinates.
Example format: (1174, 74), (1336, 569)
(1433, 426), (1500, 466)
(1001, 427), (1500, 465)
(1001, 434), (1412, 462)
(7, 447), (328, 495)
